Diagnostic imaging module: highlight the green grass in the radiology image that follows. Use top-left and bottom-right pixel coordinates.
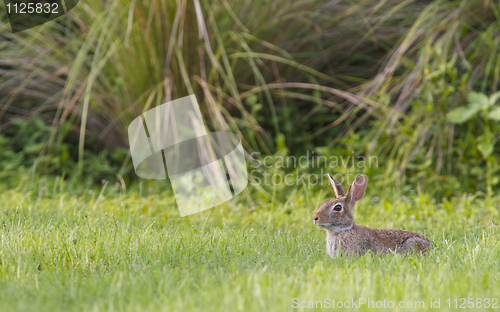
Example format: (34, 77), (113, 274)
(0, 185), (499, 311)
(3, 0), (500, 309)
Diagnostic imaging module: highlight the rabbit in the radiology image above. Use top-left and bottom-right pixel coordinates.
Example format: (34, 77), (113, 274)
(312, 174), (432, 258)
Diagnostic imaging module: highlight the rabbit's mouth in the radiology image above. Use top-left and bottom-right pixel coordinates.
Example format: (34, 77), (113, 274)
(316, 223), (330, 228)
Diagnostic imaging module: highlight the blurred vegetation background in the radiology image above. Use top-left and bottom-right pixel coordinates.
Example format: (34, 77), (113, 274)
(1, 0), (500, 201)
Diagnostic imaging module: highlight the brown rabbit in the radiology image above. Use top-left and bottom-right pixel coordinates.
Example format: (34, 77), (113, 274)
(312, 174), (432, 258)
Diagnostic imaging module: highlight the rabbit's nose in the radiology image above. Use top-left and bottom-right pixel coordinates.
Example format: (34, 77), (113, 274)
(313, 217), (319, 222)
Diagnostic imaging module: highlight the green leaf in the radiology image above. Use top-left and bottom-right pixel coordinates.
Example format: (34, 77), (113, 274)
(467, 91), (490, 110)
(445, 107), (477, 124)
(315, 146), (330, 155)
(470, 166), (484, 176)
(245, 94), (258, 106)
(488, 107), (500, 120)
(251, 104), (262, 116)
(477, 140), (494, 158)
(489, 91), (500, 106)
(276, 132), (286, 151)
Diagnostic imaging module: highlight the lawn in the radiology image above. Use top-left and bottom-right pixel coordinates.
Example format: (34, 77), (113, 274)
(2, 0), (500, 310)
(0, 184), (498, 312)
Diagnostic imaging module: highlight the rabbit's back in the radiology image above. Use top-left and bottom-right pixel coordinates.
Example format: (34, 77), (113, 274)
(329, 225), (432, 257)
(365, 226), (431, 253)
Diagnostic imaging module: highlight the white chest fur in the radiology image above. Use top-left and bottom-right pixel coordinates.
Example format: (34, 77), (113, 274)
(325, 231), (340, 258)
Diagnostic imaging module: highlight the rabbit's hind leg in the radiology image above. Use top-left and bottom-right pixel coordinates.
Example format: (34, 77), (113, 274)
(396, 237), (432, 254)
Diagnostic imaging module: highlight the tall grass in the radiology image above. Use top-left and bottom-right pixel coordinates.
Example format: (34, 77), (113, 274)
(358, 0), (500, 193)
(1, 0), (500, 195)
(0, 0), (421, 175)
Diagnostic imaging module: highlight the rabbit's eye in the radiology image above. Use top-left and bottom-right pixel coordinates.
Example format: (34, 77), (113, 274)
(333, 204), (342, 211)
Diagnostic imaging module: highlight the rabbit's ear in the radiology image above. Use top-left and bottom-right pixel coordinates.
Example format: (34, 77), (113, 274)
(346, 175), (368, 205)
(328, 173), (345, 198)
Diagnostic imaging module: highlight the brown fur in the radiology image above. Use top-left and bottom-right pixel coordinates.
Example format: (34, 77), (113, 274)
(312, 174), (432, 258)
